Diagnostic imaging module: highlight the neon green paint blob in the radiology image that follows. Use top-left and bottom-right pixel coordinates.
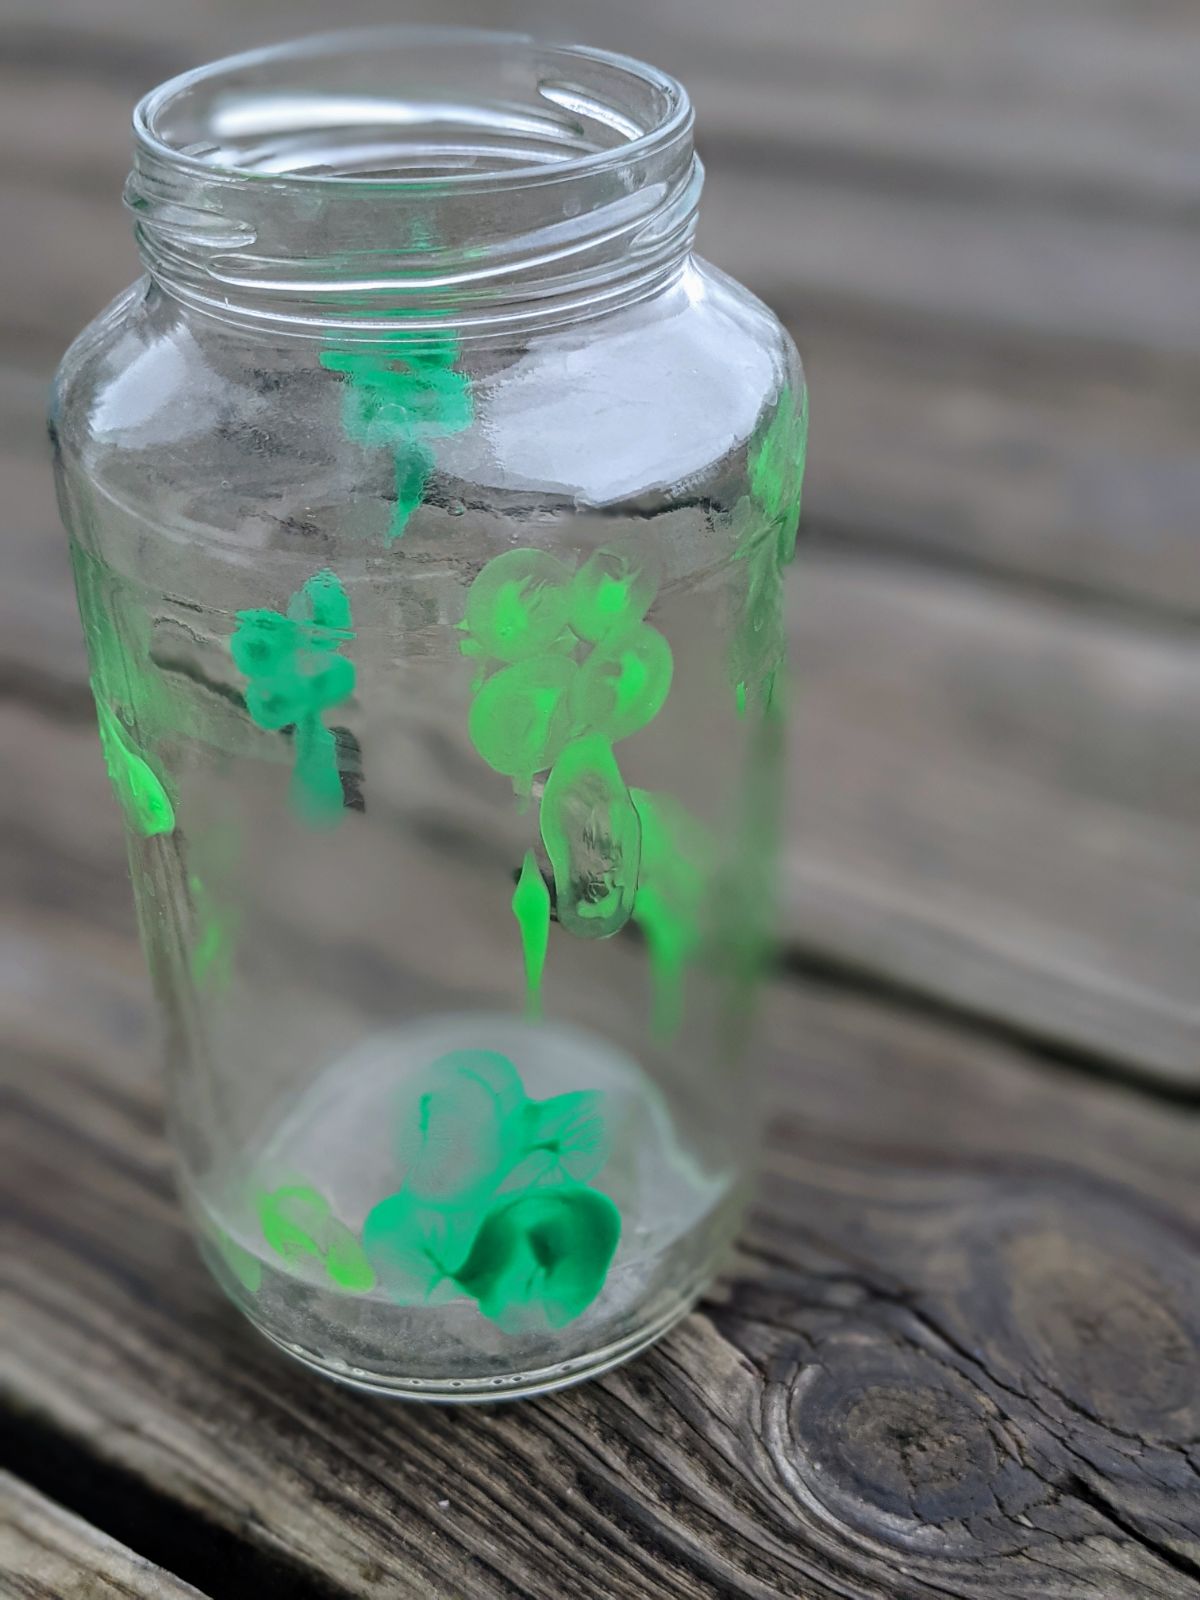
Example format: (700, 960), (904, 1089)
(395, 1049), (526, 1206)
(455, 1187), (621, 1330)
(362, 1190), (476, 1306)
(94, 699), (175, 837)
(512, 851), (551, 1017)
(464, 549), (574, 663)
(468, 655), (577, 783)
(632, 789), (713, 1037)
(539, 734), (641, 939)
(320, 338), (473, 543)
(570, 622), (673, 742)
(568, 547), (658, 643)
(256, 1184), (375, 1293)
(509, 1090), (609, 1187)
(231, 569), (355, 827)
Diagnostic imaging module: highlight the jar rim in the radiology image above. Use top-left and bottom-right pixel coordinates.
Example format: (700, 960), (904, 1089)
(133, 26), (693, 194)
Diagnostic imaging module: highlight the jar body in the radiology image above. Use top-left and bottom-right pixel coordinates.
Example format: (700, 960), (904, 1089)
(53, 251), (805, 1396)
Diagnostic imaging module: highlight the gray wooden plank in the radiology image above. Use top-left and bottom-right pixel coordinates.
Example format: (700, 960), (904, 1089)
(3, 906), (1198, 1598)
(0, 1472), (210, 1599)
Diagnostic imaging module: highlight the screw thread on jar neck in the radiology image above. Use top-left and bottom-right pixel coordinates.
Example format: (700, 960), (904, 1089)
(126, 28), (702, 338)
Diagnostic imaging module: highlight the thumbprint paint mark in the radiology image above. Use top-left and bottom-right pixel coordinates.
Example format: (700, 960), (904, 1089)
(539, 734), (641, 940)
(230, 569), (356, 827)
(512, 851), (551, 1017)
(455, 1186), (621, 1331)
(463, 549), (574, 663)
(467, 655), (578, 789)
(256, 1184), (375, 1293)
(570, 621), (673, 743)
(94, 698), (175, 837)
(567, 545), (659, 644)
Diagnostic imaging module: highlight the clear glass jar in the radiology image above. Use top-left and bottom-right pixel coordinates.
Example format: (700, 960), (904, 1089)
(50, 28), (807, 1400)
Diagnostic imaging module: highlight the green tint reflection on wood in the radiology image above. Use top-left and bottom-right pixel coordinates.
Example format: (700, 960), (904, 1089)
(256, 1184), (376, 1293)
(540, 734), (641, 940)
(512, 851), (551, 1016)
(364, 1047), (616, 1327)
(320, 334), (473, 543)
(230, 568), (355, 828)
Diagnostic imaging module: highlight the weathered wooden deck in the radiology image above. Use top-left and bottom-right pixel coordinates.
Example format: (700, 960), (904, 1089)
(2, 2), (1198, 1596)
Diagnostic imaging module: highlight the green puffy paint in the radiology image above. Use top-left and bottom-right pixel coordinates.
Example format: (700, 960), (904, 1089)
(455, 1187), (621, 1331)
(395, 1049), (525, 1208)
(632, 789), (713, 1037)
(364, 1047), (618, 1326)
(568, 546), (658, 643)
(468, 655), (577, 784)
(571, 622), (673, 742)
(539, 734), (641, 940)
(512, 851), (551, 1017)
(464, 549), (574, 663)
(94, 699), (175, 837)
(320, 336), (473, 542)
(256, 1184), (375, 1293)
(231, 569), (355, 827)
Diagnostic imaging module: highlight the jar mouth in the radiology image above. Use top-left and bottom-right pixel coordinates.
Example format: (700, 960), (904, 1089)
(134, 27), (691, 193)
(128, 28), (700, 334)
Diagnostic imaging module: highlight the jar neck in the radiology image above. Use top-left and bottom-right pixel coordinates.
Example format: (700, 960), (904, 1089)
(125, 29), (702, 338)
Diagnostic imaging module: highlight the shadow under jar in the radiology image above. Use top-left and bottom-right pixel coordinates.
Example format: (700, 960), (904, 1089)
(50, 27), (808, 1400)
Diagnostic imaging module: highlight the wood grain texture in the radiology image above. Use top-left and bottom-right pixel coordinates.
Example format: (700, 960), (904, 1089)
(4, 901), (1198, 1600)
(0, 1473), (211, 1599)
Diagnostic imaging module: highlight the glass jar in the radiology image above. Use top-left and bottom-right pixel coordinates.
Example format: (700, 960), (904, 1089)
(50, 28), (807, 1400)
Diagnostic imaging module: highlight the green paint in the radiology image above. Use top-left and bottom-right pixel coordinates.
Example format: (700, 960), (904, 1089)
(256, 1183), (376, 1293)
(231, 569), (355, 827)
(632, 789), (713, 1037)
(508, 1090), (609, 1187)
(467, 655), (577, 784)
(320, 337), (473, 542)
(568, 546), (658, 643)
(464, 549), (574, 663)
(395, 1049), (526, 1207)
(94, 699), (175, 837)
(365, 1048), (617, 1325)
(455, 1186), (621, 1331)
(539, 734), (641, 940)
(570, 622), (673, 742)
(512, 850), (551, 1017)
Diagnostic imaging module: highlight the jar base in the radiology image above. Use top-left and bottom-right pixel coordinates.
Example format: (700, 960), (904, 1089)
(244, 1286), (699, 1402)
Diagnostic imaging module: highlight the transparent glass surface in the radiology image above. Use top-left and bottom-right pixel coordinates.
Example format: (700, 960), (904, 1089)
(51, 28), (807, 1399)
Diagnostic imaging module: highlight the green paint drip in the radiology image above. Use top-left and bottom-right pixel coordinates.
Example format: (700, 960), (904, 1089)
(320, 337), (473, 543)
(256, 1184), (375, 1294)
(631, 789), (713, 1038)
(94, 698), (175, 837)
(188, 873), (238, 991)
(231, 569), (355, 827)
(539, 734), (641, 940)
(364, 1049), (616, 1326)
(512, 850), (551, 1017)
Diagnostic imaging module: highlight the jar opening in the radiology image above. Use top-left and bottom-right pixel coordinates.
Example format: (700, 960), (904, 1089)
(128, 29), (701, 333)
